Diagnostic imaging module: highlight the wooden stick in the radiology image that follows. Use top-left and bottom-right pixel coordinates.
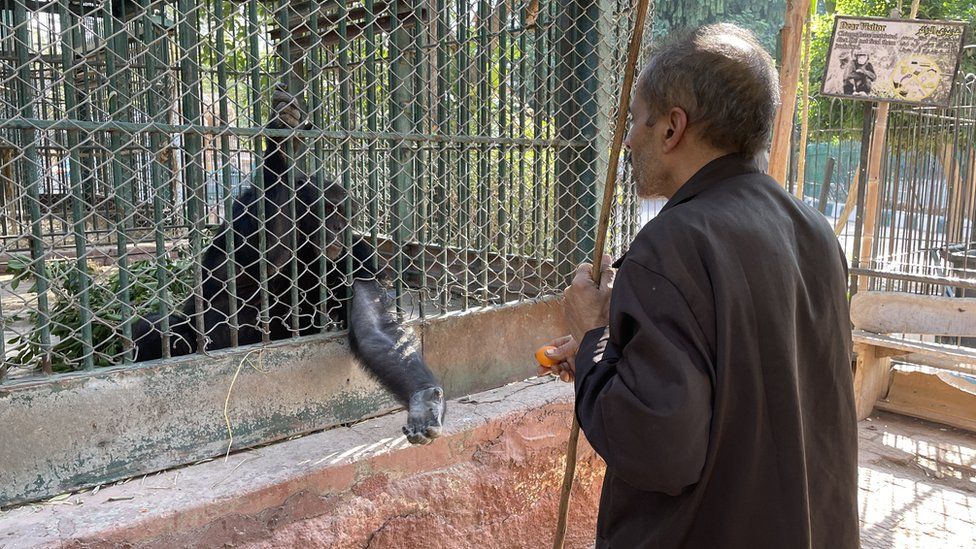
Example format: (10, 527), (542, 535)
(552, 1), (650, 548)
(590, 0), (651, 280)
(552, 415), (581, 549)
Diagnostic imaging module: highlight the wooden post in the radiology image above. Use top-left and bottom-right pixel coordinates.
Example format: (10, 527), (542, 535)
(794, 3), (815, 199)
(833, 168), (860, 236)
(856, 1), (919, 289)
(767, 0), (811, 185)
(851, 291), (976, 337)
(856, 101), (889, 288)
(877, 370), (976, 432)
(943, 143), (965, 242)
(853, 342), (893, 420)
(818, 156), (835, 213)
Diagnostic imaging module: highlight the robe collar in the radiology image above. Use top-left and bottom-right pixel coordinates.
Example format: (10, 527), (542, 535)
(659, 152), (761, 215)
(612, 153), (762, 268)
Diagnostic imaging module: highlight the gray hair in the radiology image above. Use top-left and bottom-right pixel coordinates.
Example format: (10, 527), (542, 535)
(637, 23), (780, 156)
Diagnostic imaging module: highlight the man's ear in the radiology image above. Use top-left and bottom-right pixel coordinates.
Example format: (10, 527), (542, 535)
(662, 107), (689, 153)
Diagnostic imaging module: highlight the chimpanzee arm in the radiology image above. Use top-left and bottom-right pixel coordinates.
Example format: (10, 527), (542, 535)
(345, 238), (445, 444)
(262, 87), (305, 191)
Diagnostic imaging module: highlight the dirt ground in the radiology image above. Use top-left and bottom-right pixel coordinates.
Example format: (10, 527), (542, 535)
(857, 412), (975, 548)
(579, 411), (975, 549)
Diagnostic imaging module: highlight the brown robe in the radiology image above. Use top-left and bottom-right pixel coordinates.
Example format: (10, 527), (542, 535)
(574, 153), (858, 548)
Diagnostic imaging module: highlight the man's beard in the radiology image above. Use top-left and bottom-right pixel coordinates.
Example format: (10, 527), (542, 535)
(631, 151), (669, 199)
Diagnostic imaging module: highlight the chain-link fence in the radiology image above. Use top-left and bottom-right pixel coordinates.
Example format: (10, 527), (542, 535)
(0, 0), (646, 382)
(790, 66), (976, 290)
(788, 45), (976, 366)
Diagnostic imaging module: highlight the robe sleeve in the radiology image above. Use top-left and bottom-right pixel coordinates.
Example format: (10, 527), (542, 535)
(573, 262), (713, 496)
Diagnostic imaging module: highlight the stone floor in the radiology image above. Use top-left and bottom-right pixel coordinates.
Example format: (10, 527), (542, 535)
(857, 412), (975, 548)
(1, 400), (972, 548)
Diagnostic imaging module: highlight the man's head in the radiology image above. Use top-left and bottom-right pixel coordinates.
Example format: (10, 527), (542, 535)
(624, 23), (779, 198)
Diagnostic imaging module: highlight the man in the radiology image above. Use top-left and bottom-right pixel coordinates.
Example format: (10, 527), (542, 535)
(543, 24), (859, 548)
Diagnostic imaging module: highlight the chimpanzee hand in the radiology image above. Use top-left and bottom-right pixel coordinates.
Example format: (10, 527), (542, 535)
(403, 386), (445, 445)
(269, 85), (306, 129)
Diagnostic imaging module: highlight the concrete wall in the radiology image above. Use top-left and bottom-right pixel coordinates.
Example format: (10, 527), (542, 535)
(0, 298), (567, 506)
(0, 379), (605, 549)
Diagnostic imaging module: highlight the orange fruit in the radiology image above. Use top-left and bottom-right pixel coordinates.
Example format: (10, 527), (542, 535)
(535, 345), (559, 368)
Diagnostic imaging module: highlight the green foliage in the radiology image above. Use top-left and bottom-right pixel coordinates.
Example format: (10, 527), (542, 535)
(808, 0), (975, 128)
(5, 254), (195, 372)
(724, 9), (782, 54)
(651, 0), (785, 56)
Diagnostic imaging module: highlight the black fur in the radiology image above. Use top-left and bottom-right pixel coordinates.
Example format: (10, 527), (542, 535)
(133, 88), (445, 443)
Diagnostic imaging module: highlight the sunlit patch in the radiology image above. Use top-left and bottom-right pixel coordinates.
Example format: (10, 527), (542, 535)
(701, 33), (753, 54)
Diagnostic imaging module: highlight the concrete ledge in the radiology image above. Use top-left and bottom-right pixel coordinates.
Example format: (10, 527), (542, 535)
(0, 378), (605, 549)
(0, 298), (568, 506)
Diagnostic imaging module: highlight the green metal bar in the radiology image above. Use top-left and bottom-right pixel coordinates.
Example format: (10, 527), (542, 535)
(105, 0), (135, 365)
(214, 0), (239, 347)
(0, 22), (7, 242)
(456, 0), (470, 310)
(365, 0), (379, 252)
(54, 0), (93, 370)
(517, 4), (527, 268)
(435, 0), (448, 314)
(338, 0), (353, 330)
(248, 0), (271, 342)
(141, 0), (173, 358)
(388, 0), (412, 311)
(544, 83), (554, 255)
(33, 19), (58, 238)
(177, 0), (207, 352)
(411, 0), (426, 318)
(552, 0), (599, 278)
(497, 0), (509, 302)
(96, 14), (112, 237)
(575, 0), (599, 262)
(73, 16), (98, 234)
(477, 0), (489, 304)
(310, 0), (330, 332)
(0, 118), (583, 147)
(553, 0), (576, 282)
(275, 0), (301, 336)
(13, 0), (52, 370)
(532, 3), (546, 281)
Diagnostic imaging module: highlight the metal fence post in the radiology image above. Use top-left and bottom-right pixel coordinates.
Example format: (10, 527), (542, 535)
(13, 0), (52, 370)
(555, 0), (600, 282)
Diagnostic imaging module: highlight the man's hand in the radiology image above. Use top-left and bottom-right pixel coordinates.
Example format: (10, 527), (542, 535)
(537, 335), (578, 383)
(564, 254), (614, 342)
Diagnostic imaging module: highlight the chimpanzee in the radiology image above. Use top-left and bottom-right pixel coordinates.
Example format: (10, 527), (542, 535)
(132, 87), (445, 444)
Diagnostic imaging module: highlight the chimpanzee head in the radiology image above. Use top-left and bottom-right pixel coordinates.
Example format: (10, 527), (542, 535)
(131, 312), (197, 361)
(322, 181), (359, 260)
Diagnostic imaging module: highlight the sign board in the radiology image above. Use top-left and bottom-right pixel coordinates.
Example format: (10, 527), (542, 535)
(820, 16), (967, 106)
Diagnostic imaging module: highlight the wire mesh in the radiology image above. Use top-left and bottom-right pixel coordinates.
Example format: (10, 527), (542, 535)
(790, 50), (976, 358)
(0, 0), (646, 382)
(792, 68), (976, 293)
